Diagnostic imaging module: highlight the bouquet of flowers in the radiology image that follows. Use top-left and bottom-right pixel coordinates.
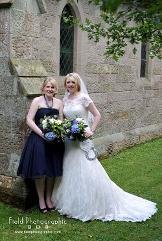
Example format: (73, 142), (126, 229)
(63, 117), (88, 141)
(40, 115), (64, 142)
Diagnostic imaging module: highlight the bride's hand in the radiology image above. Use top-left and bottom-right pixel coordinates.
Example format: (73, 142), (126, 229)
(84, 129), (94, 138)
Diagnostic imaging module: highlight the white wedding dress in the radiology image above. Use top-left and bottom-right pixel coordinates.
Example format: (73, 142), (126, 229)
(52, 94), (157, 222)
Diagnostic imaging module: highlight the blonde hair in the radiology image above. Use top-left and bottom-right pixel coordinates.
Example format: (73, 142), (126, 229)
(64, 73), (81, 92)
(41, 77), (58, 95)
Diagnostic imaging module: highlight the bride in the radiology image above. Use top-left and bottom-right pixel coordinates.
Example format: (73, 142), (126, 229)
(52, 72), (157, 222)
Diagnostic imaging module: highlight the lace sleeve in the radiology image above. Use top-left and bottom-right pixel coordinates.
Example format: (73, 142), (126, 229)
(81, 94), (93, 107)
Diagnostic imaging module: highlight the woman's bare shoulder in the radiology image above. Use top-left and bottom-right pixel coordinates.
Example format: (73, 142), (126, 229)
(31, 96), (43, 105)
(55, 97), (63, 104)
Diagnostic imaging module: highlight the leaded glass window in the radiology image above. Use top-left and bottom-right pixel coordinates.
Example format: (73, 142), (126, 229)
(140, 43), (147, 77)
(60, 5), (74, 76)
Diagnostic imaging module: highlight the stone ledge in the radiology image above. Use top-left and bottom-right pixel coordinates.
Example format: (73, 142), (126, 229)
(18, 75), (65, 97)
(9, 58), (48, 96)
(94, 123), (162, 158)
(0, 0), (13, 8)
(10, 58), (47, 77)
(19, 77), (45, 96)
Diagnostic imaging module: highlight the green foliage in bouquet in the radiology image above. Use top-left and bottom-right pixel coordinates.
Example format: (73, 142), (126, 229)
(63, 118), (88, 141)
(40, 115), (64, 141)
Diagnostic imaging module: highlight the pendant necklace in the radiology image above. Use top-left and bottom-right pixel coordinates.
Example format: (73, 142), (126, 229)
(44, 95), (53, 109)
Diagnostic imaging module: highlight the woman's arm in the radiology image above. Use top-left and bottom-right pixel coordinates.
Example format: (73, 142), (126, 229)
(26, 97), (44, 138)
(85, 102), (101, 138)
(58, 99), (64, 121)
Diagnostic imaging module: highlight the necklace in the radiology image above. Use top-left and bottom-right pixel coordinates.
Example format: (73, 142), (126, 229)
(44, 95), (53, 109)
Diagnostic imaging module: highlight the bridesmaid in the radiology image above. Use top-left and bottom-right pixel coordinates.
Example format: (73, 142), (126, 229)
(17, 77), (64, 213)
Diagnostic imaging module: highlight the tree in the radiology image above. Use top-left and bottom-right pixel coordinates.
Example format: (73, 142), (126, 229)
(59, 0), (162, 61)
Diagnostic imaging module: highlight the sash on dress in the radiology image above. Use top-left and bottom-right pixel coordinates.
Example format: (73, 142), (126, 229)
(80, 139), (97, 161)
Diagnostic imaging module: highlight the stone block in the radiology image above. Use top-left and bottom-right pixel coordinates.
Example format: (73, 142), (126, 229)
(87, 74), (112, 93)
(0, 0), (13, 8)
(143, 90), (154, 99)
(41, 60), (58, 75)
(134, 124), (162, 142)
(19, 77), (45, 96)
(39, 37), (57, 61)
(90, 93), (108, 105)
(10, 10), (40, 38)
(56, 75), (66, 94)
(109, 111), (129, 121)
(110, 81), (137, 92)
(0, 153), (8, 175)
(0, 59), (11, 76)
(86, 63), (135, 76)
(10, 58), (47, 76)
(7, 153), (20, 176)
(0, 76), (15, 95)
(10, 10), (30, 34)
(153, 90), (160, 97)
(0, 9), (9, 34)
(10, 35), (33, 58)
(12, 0), (40, 14)
(93, 123), (162, 158)
(32, 38), (40, 60)
(40, 14), (56, 31)
(108, 91), (142, 102)
(153, 66), (162, 75)
(118, 65), (133, 75)
(0, 33), (9, 57)
(115, 73), (136, 83)
(1, 95), (27, 117)
(0, 175), (38, 210)
(87, 42), (105, 64)
(37, 0), (47, 13)
(93, 132), (125, 157)
(86, 63), (111, 74)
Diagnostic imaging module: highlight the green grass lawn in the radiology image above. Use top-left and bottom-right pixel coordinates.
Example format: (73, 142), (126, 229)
(1, 138), (162, 241)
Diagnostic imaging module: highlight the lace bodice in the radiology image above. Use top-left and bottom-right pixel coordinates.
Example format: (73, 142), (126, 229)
(63, 94), (92, 123)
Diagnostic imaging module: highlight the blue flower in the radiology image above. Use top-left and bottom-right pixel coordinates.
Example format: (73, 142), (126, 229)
(44, 132), (56, 141)
(72, 119), (79, 125)
(71, 124), (80, 134)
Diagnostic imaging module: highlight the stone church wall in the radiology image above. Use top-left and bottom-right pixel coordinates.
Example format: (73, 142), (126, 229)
(0, 0), (162, 206)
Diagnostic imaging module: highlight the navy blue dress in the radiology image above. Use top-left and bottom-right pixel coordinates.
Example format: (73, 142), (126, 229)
(17, 108), (64, 178)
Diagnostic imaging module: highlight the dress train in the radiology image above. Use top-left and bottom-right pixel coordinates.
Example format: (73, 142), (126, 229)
(52, 140), (157, 222)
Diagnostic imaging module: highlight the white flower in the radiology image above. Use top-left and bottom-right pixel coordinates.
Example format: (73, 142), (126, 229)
(76, 118), (84, 122)
(42, 123), (47, 129)
(49, 118), (55, 124)
(55, 120), (63, 125)
(42, 119), (47, 125)
(42, 119), (47, 129)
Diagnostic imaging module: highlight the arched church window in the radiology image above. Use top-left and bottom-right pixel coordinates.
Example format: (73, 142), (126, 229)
(60, 5), (75, 76)
(140, 42), (148, 78)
